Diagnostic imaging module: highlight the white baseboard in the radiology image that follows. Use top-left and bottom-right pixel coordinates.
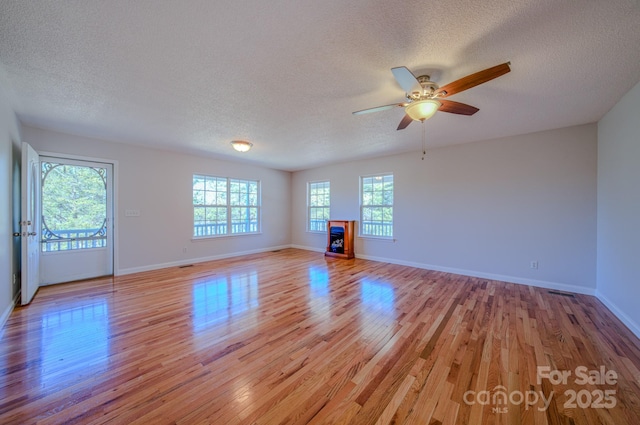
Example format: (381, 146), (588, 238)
(595, 291), (640, 339)
(116, 244), (293, 276)
(290, 244), (325, 253)
(0, 292), (20, 339)
(292, 244), (596, 296)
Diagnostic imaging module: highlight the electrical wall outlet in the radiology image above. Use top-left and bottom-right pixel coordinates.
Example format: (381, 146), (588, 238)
(530, 261), (539, 269)
(125, 209), (140, 217)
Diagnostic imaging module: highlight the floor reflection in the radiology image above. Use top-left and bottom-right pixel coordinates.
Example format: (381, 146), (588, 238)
(308, 266), (331, 326)
(361, 279), (395, 314)
(359, 279), (396, 339)
(308, 266), (329, 297)
(41, 300), (109, 386)
(192, 271), (259, 331)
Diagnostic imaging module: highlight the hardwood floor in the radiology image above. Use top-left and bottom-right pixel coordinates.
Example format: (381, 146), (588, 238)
(1, 248), (640, 424)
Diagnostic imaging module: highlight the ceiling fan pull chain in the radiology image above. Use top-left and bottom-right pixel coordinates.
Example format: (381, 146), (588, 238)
(421, 121), (426, 160)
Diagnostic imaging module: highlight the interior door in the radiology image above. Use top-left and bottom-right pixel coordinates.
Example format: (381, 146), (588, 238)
(21, 142), (40, 305)
(39, 157), (113, 284)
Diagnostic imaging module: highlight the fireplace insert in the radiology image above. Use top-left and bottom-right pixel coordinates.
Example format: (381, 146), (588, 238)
(329, 226), (345, 253)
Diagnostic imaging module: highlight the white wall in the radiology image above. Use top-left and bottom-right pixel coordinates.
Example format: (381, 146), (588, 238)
(596, 81), (640, 337)
(22, 125), (292, 274)
(0, 81), (21, 329)
(292, 124), (598, 293)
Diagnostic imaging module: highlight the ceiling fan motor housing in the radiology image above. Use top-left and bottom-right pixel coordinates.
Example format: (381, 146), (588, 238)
(407, 75), (440, 101)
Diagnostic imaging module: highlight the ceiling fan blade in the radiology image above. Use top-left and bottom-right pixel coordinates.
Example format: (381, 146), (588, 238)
(436, 62), (511, 98)
(438, 99), (479, 115)
(391, 66), (422, 94)
(352, 103), (405, 115)
(396, 114), (413, 130)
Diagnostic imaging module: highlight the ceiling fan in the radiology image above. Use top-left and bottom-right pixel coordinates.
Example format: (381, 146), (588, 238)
(353, 62), (511, 130)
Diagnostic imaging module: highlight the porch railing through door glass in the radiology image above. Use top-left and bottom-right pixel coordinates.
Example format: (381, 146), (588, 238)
(41, 227), (107, 252)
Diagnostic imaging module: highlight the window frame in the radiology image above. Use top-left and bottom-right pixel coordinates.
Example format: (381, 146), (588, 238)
(359, 173), (394, 239)
(193, 174), (261, 238)
(307, 180), (330, 233)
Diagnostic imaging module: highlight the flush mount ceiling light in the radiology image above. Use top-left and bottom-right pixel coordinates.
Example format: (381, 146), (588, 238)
(230, 140), (253, 152)
(405, 99), (442, 122)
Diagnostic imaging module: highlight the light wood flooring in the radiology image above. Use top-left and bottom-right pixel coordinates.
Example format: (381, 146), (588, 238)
(1, 249), (640, 424)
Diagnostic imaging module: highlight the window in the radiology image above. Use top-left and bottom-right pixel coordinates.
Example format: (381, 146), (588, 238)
(308, 181), (330, 232)
(229, 178), (260, 234)
(193, 175), (260, 237)
(360, 174), (393, 238)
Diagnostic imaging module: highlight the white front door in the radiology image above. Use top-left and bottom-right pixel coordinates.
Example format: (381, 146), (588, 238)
(21, 142), (40, 305)
(39, 157), (114, 285)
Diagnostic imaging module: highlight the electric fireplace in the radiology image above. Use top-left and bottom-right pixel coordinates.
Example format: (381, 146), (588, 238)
(325, 220), (355, 259)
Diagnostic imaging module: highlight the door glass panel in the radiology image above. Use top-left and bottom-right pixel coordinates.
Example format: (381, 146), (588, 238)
(41, 162), (108, 252)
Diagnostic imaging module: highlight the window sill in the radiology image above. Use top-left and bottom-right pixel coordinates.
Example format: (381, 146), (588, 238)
(358, 235), (396, 242)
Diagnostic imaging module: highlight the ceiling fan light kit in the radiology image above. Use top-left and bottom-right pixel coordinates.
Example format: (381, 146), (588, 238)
(405, 99), (441, 122)
(231, 140), (253, 152)
(353, 62), (511, 130)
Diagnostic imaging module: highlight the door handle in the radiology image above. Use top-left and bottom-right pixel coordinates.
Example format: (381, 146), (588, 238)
(13, 232), (21, 237)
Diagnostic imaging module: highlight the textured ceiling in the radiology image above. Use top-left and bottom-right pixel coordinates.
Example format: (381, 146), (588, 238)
(1, 0), (639, 171)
